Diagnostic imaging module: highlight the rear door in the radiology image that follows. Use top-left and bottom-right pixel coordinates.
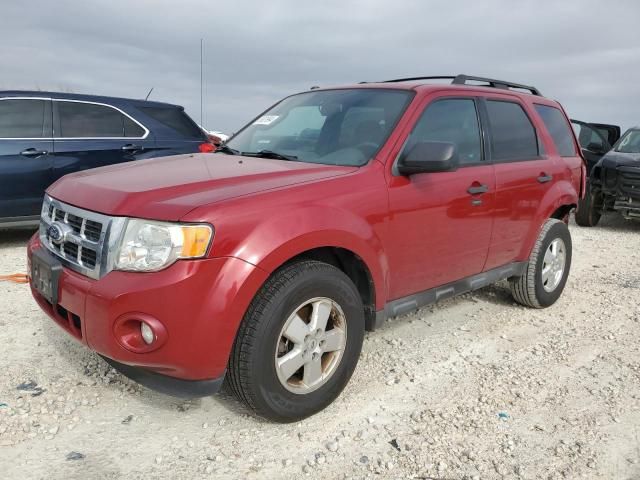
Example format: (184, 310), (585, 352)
(51, 100), (155, 184)
(483, 97), (560, 271)
(386, 95), (495, 298)
(0, 97), (53, 219)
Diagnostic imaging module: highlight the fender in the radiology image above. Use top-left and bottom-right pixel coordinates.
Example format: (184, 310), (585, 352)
(182, 166), (391, 310)
(518, 178), (578, 259)
(230, 206), (388, 311)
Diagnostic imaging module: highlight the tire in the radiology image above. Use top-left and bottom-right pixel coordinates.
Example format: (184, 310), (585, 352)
(575, 186), (602, 227)
(227, 260), (365, 422)
(510, 218), (572, 308)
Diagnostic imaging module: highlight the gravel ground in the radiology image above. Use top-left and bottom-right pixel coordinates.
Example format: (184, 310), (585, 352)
(1, 214), (639, 480)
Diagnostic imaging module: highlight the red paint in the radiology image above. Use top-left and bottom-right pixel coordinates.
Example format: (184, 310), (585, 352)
(30, 82), (583, 383)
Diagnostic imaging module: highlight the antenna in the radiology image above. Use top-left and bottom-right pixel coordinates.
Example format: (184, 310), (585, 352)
(145, 87), (154, 101)
(200, 38), (204, 127)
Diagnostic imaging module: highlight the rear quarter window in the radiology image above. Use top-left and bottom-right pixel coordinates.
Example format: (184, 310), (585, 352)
(139, 106), (204, 139)
(534, 104), (576, 157)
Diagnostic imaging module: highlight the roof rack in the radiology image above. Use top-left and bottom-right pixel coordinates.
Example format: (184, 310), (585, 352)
(373, 74), (542, 96)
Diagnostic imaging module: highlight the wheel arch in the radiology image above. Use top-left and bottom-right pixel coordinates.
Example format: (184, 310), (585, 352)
(280, 246), (378, 331)
(518, 180), (577, 260)
(252, 233), (386, 332)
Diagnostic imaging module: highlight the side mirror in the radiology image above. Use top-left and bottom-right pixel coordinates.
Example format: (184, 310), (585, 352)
(397, 141), (459, 175)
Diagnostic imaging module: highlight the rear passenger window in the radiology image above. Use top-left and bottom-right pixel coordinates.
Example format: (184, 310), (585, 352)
(486, 100), (538, 161)
(140, 106), (203, 139)
(58, 102), (145, 138)
(405, 98), (483, 165)
(0, 99), (46, 138)
(534, 104), (576, 157)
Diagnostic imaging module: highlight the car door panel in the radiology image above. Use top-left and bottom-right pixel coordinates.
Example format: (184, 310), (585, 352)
(486, 159), (557, 269)
(51, 138), (155, 183)
(0, 139), (53, 218)
(483, 98), (561, 270)
(0, 98), (53, 218)
(387, 166), (495, 299)
(385, 95), (495, 300)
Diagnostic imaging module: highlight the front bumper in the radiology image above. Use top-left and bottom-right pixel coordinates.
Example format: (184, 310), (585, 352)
(28, 235), (268, 395)
(101, 356), (225, 398)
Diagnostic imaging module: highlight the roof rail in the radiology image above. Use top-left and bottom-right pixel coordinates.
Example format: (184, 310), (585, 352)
(375, 74), (542, 96)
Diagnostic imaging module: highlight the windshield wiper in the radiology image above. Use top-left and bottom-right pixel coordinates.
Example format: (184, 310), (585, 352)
(241, 150), (298, 161)
(216, 144), (239, 155)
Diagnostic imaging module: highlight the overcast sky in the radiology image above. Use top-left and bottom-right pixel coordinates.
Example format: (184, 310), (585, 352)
(1, 0), (639, 133)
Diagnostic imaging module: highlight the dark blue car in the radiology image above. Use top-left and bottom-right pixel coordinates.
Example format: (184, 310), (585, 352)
(0, 91), (211, 227)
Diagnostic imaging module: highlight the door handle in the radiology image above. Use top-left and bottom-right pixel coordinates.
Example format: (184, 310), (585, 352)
(537, 173), (553, 183)
(121, 144), (143, 152)
(467, 184), (489, 195)
(20, 148), (48, 157)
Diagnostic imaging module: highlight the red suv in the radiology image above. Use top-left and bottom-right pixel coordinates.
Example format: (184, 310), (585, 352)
(28, 75), (584, 422)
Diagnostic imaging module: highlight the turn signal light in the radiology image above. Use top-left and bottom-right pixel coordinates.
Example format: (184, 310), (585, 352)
(180, 225), (212, 257)
(199, 143), (215, 153)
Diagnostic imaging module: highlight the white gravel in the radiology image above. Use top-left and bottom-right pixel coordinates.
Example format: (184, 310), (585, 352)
(1, 214), (639, 479)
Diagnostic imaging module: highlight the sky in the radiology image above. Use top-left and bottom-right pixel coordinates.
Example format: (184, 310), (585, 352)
(1, 0), (640, 134)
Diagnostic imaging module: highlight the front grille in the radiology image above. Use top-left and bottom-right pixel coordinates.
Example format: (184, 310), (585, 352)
(40, 196), (116, 279)
(619, 167), (640, 198)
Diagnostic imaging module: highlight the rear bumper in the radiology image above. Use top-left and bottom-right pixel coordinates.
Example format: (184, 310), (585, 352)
(28, 234), (268, 392)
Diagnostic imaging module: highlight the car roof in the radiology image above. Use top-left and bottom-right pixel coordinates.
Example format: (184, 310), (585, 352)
(0, 90), (181, 109)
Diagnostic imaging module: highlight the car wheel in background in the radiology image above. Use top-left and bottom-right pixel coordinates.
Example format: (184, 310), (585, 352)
(575, 186), (603, 227)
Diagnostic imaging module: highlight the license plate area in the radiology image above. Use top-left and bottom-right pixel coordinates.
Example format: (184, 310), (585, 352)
(31, 248), (62, 304)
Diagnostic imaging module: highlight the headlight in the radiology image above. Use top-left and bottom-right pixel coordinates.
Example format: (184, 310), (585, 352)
(115, 219), (213, 272)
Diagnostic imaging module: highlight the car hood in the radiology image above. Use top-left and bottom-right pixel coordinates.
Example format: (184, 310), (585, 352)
(47, 153), (358, 221)
(598, 151), (640, 169)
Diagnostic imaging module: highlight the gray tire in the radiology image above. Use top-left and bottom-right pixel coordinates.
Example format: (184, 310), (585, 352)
(510, 219), (572, 308)
(227, 260), (364, 422)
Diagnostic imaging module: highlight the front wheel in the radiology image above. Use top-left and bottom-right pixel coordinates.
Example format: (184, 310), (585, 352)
(510, 218), (572, 308)
(227, 260), (365, 422)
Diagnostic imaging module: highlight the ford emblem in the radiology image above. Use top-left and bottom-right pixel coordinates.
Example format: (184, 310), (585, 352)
(47, 222), (67, 244)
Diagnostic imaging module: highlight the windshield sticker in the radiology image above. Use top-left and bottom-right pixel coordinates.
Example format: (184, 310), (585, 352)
(253, 115), (279, 125)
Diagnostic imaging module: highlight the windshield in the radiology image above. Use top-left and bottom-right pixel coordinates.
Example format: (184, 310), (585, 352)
(615, 129), (640, 153)
(225, 89), (413, 166)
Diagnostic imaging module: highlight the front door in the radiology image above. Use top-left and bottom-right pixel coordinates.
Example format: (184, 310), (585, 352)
(0, 98), (53, 219)
(386, 96), (495, 300)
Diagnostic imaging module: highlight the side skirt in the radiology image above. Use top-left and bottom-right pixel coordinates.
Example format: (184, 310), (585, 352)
(0, 215), (40, 229)
(371, 262), (527, 330)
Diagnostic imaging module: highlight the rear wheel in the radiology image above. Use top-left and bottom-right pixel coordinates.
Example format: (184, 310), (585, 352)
(227, 260), (364, 422)
(575, 186), (603, 227)
(510, 219), (572, 308)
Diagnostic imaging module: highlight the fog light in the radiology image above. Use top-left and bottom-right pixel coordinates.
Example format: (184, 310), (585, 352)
(140, 322), (155, 344)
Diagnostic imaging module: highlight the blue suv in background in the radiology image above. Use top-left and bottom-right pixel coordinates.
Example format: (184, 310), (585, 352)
(0, 92), (211, 227)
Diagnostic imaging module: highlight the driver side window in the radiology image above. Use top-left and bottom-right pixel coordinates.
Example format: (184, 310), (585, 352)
(405, 98), (483, 165)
